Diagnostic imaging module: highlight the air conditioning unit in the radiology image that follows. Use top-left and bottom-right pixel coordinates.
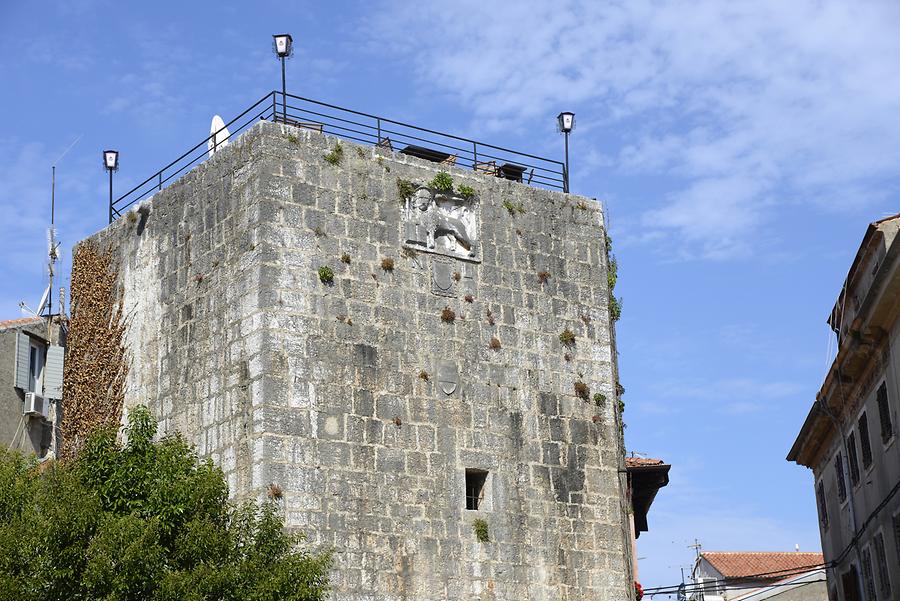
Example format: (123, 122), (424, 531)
(24, 392), (47, 419)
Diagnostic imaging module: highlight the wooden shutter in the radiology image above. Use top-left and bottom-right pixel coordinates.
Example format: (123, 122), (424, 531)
(13, 332), (30, 390)
(44, 345), (64, 400)
(859, 413), (873, 469)
(877, 383), (892, 443)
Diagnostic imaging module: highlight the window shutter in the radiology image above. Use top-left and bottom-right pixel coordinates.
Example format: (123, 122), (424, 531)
(862, 547), (876, 601)
(834, 453), (847, 503)
(877, 383), (893, 444)
(848, 432), (861, 486)
(44, 345), (64, 400)
(874, 532), (891, 599)
(816, 481), (828, 530)
(859, 413), (873, 469)
(13, 332), (30, 390)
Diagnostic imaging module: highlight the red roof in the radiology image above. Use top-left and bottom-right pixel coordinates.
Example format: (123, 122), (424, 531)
(0, 316), (43, 332)
(701, 552), (824, 580)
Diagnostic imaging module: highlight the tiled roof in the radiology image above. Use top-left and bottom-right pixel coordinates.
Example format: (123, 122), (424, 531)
(701, 552), (824, 580)
(0, 316), (44, 332)
(872, 212), (900, 226)
(625, 457), (667, 468)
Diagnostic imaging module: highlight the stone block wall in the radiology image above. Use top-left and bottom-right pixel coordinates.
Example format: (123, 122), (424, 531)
(76, 121), (632, 601)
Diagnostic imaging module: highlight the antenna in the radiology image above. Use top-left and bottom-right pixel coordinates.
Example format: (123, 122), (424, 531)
(688, 539), (702, 561)
(42, 135), (80, 320)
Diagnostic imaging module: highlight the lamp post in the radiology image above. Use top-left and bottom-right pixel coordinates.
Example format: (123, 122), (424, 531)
(273, 34), (294, 122)
(557, 111), (575, 193)
(103, 150), (119, 224)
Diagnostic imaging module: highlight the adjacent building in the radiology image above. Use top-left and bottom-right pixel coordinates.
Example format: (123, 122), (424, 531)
(788, 214), (900, 601)
(1, 315), (64, 457)
(690, 551), (827, 601)
(626, 455), (670, 590)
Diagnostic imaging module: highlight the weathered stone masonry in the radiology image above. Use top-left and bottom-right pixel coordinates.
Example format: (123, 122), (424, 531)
(74, 121), (633, 601)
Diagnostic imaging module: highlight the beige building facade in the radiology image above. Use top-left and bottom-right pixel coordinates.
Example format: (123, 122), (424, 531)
(788, 214), (900, 601)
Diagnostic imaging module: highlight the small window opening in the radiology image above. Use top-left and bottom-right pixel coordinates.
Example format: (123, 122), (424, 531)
(465, 469), (488, 510)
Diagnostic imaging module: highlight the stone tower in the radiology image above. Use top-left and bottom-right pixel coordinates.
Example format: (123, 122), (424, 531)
(70, 121), (633, 600)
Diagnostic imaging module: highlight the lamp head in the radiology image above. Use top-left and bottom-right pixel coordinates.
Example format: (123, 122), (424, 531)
(557, 111), (575, 134)
(273, 34), (294, 58)
(103, 149), (119, 171)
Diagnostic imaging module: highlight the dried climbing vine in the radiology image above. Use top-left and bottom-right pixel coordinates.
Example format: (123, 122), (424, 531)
(60, 242), (127, 459)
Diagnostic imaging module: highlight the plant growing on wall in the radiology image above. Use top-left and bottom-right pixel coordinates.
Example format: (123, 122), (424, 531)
(537, 271), (550, 284)
(574, 381), (590, 400)
(381, 257), (395, 272)
(559, 328), (576, 347)
(457, 184), (476, 199)
(340, 253), (351, 264)
(318, 265), (334, 284)
(609, 297), (622, 322)
(396, 178), (416, 202)
(323, 141), (344, 165)
(606, 234), (622, 322)
(441, 306), (456, 323)
(502, 200), (525, 215)
(489, 337), (502, 350)
(473, 519), (490, 543)
(0, 406), (333, 599)
(429, 171), (454, 193)
(62, 242), (127, 460)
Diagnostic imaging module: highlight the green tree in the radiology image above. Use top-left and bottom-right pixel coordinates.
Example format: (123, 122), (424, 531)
(0, 406), (331, 601)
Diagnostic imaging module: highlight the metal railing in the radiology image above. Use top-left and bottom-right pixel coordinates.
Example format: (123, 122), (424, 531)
(109, 91), (567, 222)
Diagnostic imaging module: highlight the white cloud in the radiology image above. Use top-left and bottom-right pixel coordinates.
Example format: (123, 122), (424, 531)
(372, 0), (900, 259)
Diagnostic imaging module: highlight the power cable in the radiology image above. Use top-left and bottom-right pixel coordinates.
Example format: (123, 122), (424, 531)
(643, 478), (900, 597)
(646, 576), (828, 598)
(642, 561), (828, 594)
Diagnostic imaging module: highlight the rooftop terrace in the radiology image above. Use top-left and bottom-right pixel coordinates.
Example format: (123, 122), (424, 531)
(109, 91), (567, 222)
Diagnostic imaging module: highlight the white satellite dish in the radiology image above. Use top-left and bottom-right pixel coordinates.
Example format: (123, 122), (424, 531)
(35, 284), (50, 316)
(208, 115), (230, 158)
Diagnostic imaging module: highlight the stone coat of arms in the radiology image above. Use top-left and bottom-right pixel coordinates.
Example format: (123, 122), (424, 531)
(403, 186), (479, 261)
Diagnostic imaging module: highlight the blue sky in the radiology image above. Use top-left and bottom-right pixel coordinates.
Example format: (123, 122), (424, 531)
(2, 0), (899, 594)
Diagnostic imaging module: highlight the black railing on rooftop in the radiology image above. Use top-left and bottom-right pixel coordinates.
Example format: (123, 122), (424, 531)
(109, 91), (567, 223)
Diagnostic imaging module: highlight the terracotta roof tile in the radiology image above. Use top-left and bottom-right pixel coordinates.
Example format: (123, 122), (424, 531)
(0, 316), (44, 332)
(701, 552), (824, 580)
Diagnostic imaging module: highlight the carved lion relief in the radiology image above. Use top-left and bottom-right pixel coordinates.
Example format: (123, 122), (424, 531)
(403, 186), (479, 261)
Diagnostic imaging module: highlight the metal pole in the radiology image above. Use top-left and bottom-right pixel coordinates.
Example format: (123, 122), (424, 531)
(564, 131), (570, 193)
(281, 56), (287, 122)
(108, 169), (113, 224)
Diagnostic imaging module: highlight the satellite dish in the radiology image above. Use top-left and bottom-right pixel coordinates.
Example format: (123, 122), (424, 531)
(208, 115), (230, 158)
(35, 284), (51, 316)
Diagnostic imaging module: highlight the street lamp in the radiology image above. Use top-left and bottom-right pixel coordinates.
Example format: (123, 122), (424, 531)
(103, 150), (119, 223)
(272, 34), (294, 122)
(557, 111), (575, 193)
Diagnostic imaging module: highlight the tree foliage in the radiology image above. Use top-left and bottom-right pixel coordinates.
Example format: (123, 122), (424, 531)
(0, 406), (331, 601)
